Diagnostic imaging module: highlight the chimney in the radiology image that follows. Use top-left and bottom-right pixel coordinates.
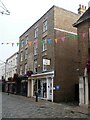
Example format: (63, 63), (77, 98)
(78, 4), (86, 15)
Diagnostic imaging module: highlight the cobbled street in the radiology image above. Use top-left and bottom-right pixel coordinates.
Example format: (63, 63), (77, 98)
(2, 92), (89, 118)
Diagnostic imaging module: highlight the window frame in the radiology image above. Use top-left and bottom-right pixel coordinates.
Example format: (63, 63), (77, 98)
(34, 60), (37, 73)
(89, 28), (90, 42)
(43, 20), (47, 33)
(42, 36), (47, 51)
(34, 27), (38, 38)
(43, 59), (47, 71)
(25, 35), (28, 45)
(24, 63), (27, 74)
(25, 48), (28, 60)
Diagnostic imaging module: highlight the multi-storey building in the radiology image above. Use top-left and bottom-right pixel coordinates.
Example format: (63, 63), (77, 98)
(6, 52), (18, 81)
(18, 5), (82, 102)
(0, 63), (6, 80)
(74, 4), (90, 106)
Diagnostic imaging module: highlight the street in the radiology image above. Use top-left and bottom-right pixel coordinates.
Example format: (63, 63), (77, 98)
(2, 92), (88, 118)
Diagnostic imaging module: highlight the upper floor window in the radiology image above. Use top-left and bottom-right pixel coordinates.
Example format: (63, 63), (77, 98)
(43, 20), (47, 32)
(25, 35), (28, 44)
(21, 52), (23, 61)
(43, 59), (47, 71)
(20, 65), (22, 75)
(35, 27), (38, 38)
(34, 42), (38, 55)
(24, 64), (27, 74)
(89, 28), (90, 42)
(34, 60), (37, 73)
(25, 48), (28, 59)
(42, 36), (47, 51)
(21, 39), (24, 48)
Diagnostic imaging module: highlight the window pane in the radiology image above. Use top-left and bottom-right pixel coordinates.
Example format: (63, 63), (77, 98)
(35, 28), (38, 38)
(43, 20), (47, 32)
(89, 28), (90, 41)
(42, 36), (47, 51)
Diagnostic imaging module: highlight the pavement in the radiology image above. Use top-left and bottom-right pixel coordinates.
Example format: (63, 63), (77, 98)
(2, 92), (89, 118)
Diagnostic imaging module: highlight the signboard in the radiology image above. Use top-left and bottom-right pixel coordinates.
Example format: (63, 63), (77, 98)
(43, 59), (50, 65)
(56, 85), (60, 90)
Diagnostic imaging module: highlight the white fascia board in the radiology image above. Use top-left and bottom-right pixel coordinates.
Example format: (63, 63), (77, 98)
(54, 28), (77, 35)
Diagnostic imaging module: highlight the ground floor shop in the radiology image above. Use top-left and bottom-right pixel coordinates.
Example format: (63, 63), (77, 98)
(28, 71), (54, 102)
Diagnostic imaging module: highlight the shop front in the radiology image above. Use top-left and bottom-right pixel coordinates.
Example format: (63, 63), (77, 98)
(28, 71), (54, 102)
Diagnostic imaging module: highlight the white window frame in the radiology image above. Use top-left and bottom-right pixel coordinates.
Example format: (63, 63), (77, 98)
(35, 27), (38, 38)
(89, 28), (90, 42)
(21, 52), (23, 61)
(21, 39), (24, 48)
(24, 64), (27, 74)
(34, 43), (38, 55)
(25, 48), (28, 59)
(20, 66), (22, 75)
(43, 20), (47, 32)
(42, 36), (47, 51)
(34, 60), (37, 73)
(25, 35), (28, 44)
(43, 59), (47, 71)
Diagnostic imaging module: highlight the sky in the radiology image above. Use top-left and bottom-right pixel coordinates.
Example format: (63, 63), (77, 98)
(0, 0), (89, 63)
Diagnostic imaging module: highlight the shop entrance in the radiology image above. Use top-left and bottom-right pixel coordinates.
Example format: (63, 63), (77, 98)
(33, 79), (47, 98)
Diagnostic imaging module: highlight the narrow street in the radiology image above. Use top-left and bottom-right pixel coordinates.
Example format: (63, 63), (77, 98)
(2, 92), (88, 118)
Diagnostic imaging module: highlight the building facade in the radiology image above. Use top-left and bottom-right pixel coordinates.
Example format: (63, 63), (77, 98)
(6, 52), (18, 81)
(0, 63), (6, 80)
(74, 6), (90, 106)
(18, 5), (80, 102)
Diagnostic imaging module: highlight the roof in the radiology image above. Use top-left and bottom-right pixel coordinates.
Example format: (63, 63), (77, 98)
(73, 7), (90, 27)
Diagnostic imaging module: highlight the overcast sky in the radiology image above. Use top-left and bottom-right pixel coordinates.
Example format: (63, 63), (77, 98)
(0, 0), (89, 63)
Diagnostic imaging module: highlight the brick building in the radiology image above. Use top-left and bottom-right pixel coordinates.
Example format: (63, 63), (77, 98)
(73, 5), (90, 106)
(18, 5), (80, 102)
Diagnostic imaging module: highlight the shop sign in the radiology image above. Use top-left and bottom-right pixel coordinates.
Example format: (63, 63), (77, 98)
(56, 85), (60, 90)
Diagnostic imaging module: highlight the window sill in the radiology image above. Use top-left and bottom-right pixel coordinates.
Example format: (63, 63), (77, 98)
(42, 49), (47, 52)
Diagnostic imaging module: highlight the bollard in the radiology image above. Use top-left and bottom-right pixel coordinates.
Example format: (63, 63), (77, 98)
(35, 92), (38, 102)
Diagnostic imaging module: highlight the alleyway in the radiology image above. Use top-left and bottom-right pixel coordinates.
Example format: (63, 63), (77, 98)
(2, 93), (88, 118)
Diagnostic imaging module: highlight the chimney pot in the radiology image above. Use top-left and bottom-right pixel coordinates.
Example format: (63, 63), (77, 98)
(79, 4), (81, 8)
(82, 5), (84, 8)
